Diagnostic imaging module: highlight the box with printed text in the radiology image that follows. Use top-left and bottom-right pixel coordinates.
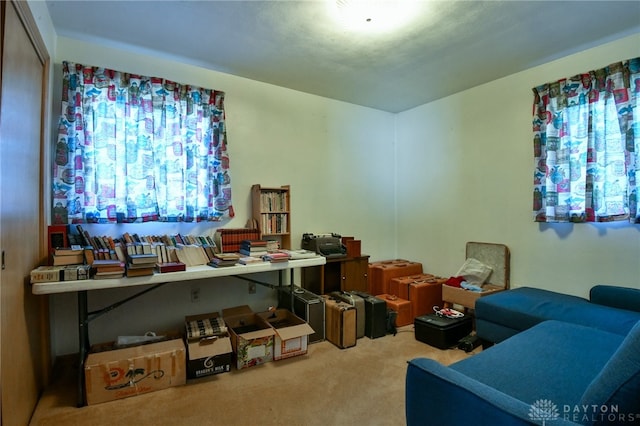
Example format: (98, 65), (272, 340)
(257, 309), (314, 360)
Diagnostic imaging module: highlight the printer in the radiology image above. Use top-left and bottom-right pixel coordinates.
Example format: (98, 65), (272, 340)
(301, 233), (347, 258)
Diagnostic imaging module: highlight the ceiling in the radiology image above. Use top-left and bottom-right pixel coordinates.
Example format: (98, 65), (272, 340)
(45, 0), (640, 113)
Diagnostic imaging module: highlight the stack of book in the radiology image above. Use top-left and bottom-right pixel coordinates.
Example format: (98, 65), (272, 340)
(262, 251), (290, 263)
(51, 247), (85, 266)
(215, 228), (260, 253)
(238, 255), (264, 265)
(208, 253), (240, 267)
(126, 252), (158, 277)
(152, 243), (186, 273)
(92, 259), (125, 279)
(239, 240), (268, 257)
(281, 249), (318, 259)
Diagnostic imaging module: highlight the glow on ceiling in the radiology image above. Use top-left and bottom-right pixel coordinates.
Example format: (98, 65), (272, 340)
(329, 0), (422, 33)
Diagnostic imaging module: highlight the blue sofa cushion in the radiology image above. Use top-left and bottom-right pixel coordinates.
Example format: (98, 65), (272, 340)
(579, 320), (640, 425)
(475, 287), (640, 338)
(450, 320), (624, 406)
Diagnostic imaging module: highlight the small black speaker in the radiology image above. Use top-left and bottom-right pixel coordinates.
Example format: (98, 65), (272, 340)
(458, 334), (481, 352)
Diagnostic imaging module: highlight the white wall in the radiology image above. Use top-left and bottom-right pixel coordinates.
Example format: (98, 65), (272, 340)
(396, 33), (640, 298)
(49, 37), (397, 355)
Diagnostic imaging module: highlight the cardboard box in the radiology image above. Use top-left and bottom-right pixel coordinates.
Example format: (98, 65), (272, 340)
(442, 242), (510, 310)
(257, 309), (314, 360)
(223, 305), (275, 369)
(84, 337), (186, 405)
(184, 312), (232, 379)
(442, 284), (506, 310)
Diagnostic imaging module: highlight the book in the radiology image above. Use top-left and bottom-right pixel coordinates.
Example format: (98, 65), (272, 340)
(125, 267), (154, 277)
(281, 249), (318, 259)
(239, 248), (268, 257)
(208, 253), (240, 267)
(175, 244), (209, 266)
(128, 253), (158, 265)
(53, 247), (83, 256)
(92, 259), (125, 276)
(262, 251), (290, 263)
(156, 262), (187, 273)
(63, 265), (91, 281)
(238, 256), (264, 265)
(92, 259), (124, 267)
(93, 271), (125, 279)
(52, 252), (84, 266)
(30, 266), (64, 283)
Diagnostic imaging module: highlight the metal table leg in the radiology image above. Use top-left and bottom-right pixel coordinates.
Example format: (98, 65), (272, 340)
(77, 290), (89, 407)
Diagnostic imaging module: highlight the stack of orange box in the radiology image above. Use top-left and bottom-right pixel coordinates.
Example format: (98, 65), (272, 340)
(368, 260), (423, 327)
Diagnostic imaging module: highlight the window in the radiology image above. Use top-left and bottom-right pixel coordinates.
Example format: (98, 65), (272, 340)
(52, 62), (234, 224)
(532, 57), (639, 224)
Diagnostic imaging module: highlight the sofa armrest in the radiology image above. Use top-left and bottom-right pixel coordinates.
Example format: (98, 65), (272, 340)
(590, 285), (640, 313)
(406, 358), (579, 426)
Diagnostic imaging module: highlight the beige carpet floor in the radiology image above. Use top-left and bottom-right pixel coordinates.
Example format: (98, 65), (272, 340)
(30, 325), (481, 426)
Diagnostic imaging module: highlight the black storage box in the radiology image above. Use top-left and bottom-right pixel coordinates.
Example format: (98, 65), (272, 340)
(414, 314), (473, 349)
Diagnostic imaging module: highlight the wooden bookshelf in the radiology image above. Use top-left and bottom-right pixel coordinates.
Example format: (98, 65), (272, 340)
(251, 184), (291, 249)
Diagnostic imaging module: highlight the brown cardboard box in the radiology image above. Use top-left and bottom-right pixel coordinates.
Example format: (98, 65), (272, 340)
(442, 284), (505, 310)
(84, 337), (186, 405)
(222, 305), (275, 369)
(184, 312), (232, 379)
(442, 242), (510, 310)
(257, 309), (315, 360)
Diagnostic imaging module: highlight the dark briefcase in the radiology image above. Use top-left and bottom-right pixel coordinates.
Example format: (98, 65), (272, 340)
(278, 286), (325, 343)
(414, 313), (473, 350)
(351, 291), (387, 339)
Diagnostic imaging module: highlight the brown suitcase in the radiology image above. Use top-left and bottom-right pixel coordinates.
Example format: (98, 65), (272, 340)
(389, 273), (438, 300)
(377, 294), (413, 327)
(368, 261), (423, 296)
(323, 297), (357, 349)
(409, 277), (447, 319)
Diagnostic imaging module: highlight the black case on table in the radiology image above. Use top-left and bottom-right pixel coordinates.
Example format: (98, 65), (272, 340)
(414, 313), (473, 349)
(278, 286), (325, 343)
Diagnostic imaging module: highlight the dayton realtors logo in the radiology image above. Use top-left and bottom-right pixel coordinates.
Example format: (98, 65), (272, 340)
(529, 399), (639, 424)
(529, 399), (559, 425)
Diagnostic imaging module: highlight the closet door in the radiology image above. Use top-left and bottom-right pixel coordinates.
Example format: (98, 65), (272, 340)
(0, 1), (49, 424)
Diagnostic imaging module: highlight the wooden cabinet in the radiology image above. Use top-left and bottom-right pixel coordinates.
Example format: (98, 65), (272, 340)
(251, 184), (291, 249)
(1, 1), (50, 423)
(301, 255), (370, 295)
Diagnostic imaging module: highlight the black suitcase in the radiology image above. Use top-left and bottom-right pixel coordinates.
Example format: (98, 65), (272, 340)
(351, 291), (387, 339)
(414, 313), (473, 349)
(278, 286), (325, 343)
(330, 291), (365, 339)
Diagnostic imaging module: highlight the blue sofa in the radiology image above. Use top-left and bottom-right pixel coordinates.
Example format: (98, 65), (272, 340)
(405, 286), (640, 425)
(475, 285), (640, 344)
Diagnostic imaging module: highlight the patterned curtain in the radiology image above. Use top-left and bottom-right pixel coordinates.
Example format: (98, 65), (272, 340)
(53, 62), (234, 224)
(532, 57), (639, 223)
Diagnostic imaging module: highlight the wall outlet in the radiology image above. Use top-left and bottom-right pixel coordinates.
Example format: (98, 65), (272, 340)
(191, 287), (201, 302)
(248, 283), (256, 294)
